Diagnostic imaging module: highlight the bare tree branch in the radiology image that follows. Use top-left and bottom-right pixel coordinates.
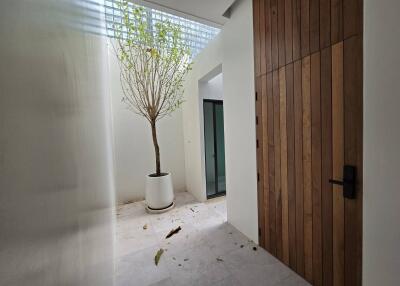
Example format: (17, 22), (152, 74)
(111, 0), (192, 174)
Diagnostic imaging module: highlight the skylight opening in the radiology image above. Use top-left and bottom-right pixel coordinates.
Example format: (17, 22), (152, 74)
(104, 0), (220, 57)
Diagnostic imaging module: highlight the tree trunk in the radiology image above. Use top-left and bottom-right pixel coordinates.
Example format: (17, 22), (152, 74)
(150, 120), (161, 176)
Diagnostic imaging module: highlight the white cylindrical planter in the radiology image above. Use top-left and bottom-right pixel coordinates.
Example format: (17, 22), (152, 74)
(145, 173), (174, 213)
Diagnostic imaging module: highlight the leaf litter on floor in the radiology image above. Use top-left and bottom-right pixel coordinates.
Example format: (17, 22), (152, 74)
(165, 226), (182, 239)
(154, 249), (164, 266)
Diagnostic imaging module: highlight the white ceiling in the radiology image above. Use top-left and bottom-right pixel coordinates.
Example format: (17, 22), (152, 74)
(132, 0), (236, 27)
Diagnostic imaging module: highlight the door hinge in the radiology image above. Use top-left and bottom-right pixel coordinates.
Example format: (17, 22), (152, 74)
(256, 116), (258, 125)
(257, 172), (260, 182)
(256, 139), (259, 148)
(258, 227), (261, 237)
(255, 91), (258, 101)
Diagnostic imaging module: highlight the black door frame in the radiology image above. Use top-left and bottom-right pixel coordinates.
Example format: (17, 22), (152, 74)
(203, 99), (226, 199)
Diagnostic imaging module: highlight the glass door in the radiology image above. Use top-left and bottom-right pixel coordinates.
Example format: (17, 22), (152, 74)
(203, 100), (226, 199)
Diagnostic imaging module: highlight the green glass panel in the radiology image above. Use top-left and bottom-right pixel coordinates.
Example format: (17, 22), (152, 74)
(203, 101), (216, 197)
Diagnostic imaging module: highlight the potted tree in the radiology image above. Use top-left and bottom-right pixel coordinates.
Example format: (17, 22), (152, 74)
(113, 1), (192, 212)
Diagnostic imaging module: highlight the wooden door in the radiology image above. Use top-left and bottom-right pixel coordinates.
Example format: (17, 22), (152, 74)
(253, 0), (363, 285)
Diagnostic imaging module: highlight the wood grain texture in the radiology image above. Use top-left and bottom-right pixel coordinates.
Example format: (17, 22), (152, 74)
(331, 0), (343, 44)
(253, 1), (362, 284)
(294, 60), (304, 275)
(301, 0), (310, 57)
(274, 69), (282, 260)
(267, 71), (275, 253)
(265, 0), (273, 72)
(271, 0), (279, 70)
(343, 0), (362, 39)
(311, 52), (322, 286)
(302, 55), (313, 282)
(256, 76), (265, 247)
(320, 0), (331, 49)
(279, 66), (289, 264)
(260, 0), (267, 75)
(344, 35), (363, 286)
(309, 0), (320, 53)
(278, 0), (286, 67)
(285, 0), (293, 64)
(286, 63), (297, 271)
(258, 75), (272, 249)
(292, 0), (301, 61)
(253, 0), (261, 75)
(321, 46), (333, 286)
(268, 70), (279, 256)
(332, 41), (344, 286)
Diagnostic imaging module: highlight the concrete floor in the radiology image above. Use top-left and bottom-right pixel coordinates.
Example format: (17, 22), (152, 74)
(115, 192), (310, 286)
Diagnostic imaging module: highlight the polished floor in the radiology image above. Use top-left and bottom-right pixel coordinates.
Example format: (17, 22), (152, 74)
(115, 192), (310, 286)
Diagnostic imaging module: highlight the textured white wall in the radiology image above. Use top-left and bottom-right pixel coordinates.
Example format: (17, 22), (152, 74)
(363, 0), (400, 285)
(0, 1), (115, 285)
(182, 34), (224, 202)
(182, 0), (258, 243)
(200, 73), (224, 101)
(108, 46), (186, 204)
(222, 0), (258, 243)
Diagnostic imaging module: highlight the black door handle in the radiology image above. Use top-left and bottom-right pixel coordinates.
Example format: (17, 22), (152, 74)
(329, 165), (357, 199)
(329, 179), (345, 186)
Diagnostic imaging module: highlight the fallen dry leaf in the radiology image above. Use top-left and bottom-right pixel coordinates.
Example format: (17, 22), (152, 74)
(166, 226), (182, 239)
(143, 224), (148, 230)
(154, 249), (164, 266)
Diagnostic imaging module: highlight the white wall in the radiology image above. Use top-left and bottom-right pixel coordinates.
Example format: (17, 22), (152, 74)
(183, 0), (258, 243)
(363, 0), (400, 285)
(182, 35), (224, 202)
(108, 47), (186, 204)
(222, 0), (258, 243)
(200, 73), (224, 101)
(0, 1), (115, 285)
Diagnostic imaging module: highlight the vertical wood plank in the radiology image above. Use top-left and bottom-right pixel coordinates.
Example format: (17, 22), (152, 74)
(253, 0), (261, 75)
(285, 0), (293, 64)
(278, 0), (286, 67)
(271, 0), (279, 70)
(321, 46), (333, 286)
(253, 2), (362, 285)
(331, 0), (343, 44)
(332, 41), (344, 286)
(301, 0), (310, 57)
(320, 0), (331, 49)
(286, 63), (297, 270)
(343, 0), (362, 39)
(292, 0), (301, 61)
(274, 69), (282, 260)
(294, 60), (304, 275)
(268, 70), (279, 256)
(302, 55), (313, 282)
(344, 35), (363, 286)
(310, 0), (320, 53)
(256, 76), (265, 247)
(260, 0), (267, 75)
(264, 73), (274, 251)
(279, 67), (290, 265)
(265, 0), (273, 72)
(311, 52), (322, 286)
